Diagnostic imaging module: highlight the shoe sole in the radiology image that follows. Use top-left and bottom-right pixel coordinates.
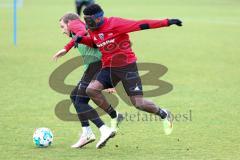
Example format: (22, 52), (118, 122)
(79, 139), (96, 148)
(97, 132), (116, 149)
(72, 139), (96, 149)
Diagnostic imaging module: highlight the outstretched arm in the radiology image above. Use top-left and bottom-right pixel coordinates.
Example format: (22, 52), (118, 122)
(52, 39), (74, 61)
(52, 35), (95, 61)
(111, 17), (182, 34)
(52, 28), (89, 61)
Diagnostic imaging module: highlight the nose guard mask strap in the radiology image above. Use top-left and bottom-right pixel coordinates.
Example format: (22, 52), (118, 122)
(84, 12), (104, 30)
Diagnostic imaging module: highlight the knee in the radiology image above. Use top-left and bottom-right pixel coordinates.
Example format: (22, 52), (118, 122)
(131, 99), (144, 111)
(86, 87), (97, 97)
(86, 81), (104, 97)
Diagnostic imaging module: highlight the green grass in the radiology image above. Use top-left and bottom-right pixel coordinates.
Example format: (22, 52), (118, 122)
(1, 0), (240, 159)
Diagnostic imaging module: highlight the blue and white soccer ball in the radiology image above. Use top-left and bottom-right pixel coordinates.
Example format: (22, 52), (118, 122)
(33, 128), (53, 147)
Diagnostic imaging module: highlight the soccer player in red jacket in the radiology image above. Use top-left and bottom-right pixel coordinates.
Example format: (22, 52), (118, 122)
(75, 4), (182, 141)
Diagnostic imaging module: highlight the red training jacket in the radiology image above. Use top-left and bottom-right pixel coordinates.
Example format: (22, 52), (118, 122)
(80, 17), (169, 68)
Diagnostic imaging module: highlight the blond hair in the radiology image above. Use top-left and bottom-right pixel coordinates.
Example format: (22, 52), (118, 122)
(60, 12), (79, 24)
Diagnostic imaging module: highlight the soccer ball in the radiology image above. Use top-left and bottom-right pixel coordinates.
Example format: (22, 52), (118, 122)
(33, 128), (53, 147)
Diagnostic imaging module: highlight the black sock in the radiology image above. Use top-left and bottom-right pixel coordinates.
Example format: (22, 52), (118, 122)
(81, 120), (90, 127)
(106, 105), (117, 119)
(156, 108), (167, 119)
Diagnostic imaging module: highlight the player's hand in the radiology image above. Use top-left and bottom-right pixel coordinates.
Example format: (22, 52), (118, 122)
(74, 36), (83, 48)
(168, 19), (182, 26)
(52, 49), (67, 61)
(103, 88), (116, 94)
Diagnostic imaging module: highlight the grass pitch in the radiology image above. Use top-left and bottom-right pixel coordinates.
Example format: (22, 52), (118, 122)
(1, 0), (240, 159)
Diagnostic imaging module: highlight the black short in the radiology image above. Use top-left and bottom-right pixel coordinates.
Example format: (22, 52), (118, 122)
(71, 61), (101, 99)
(75, 0), (95, 15)
(75, 0), (94, 7)
(96, 62), (143, 96)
